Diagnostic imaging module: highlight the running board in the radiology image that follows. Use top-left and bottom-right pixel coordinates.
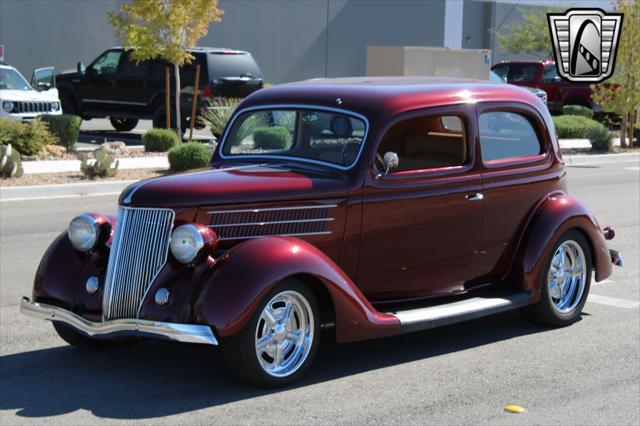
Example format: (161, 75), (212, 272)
(385, 292), (533, 333)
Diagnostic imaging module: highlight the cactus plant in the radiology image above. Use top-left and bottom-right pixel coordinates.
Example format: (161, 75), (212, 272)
(0, 143), (25, 178)
(77, 148), (119, 178)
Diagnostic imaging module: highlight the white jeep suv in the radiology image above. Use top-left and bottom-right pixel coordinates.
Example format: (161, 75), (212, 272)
(0, 63), (62, 121)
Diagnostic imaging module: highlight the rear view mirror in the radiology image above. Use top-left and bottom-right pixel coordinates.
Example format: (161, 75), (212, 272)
(31, 67), (55, 92)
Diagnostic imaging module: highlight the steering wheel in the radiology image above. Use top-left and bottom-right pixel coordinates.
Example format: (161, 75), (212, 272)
(341, 142), (361, 166)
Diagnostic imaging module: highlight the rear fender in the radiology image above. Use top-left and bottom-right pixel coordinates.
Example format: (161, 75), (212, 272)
(512, 192), (612, 301)
(194, 237), (400, 343)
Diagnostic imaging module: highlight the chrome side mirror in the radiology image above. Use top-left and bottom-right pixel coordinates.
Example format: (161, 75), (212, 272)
(383, 151), (399, 174)
(375, 151), (399, 179)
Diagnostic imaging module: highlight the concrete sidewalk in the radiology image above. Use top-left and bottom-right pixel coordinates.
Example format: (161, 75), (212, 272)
(22, 156), (169, 174)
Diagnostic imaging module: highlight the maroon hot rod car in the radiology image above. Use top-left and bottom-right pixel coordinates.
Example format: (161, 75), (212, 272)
(21, 77), (622, 387)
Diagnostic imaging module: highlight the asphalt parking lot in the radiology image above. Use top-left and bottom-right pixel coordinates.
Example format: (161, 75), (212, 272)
(1, 159), (638, 425)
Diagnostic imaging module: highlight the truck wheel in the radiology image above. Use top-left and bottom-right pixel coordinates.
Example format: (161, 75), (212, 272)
(53, 322), (125, 350)
(520, 230), (592, 327)
(222, 280), (320, 387)
(109, 117), (138, 132)
(152, 106), (175, 129)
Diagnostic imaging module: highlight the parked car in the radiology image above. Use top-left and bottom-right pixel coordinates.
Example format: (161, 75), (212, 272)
(490, 70), (547, 105)
(491, 60), (591, 113)
(56, 47), (264, 131)
(21, 77), (622, 387)
(0, 62), (61, 121)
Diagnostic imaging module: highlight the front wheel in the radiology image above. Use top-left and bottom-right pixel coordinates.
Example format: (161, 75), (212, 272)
(109, 117), (138, 132)
(222, 280), (319, 387)
(520, 230), (592, 326)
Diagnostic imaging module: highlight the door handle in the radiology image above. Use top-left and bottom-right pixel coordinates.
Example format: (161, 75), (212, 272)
(466, 193), (484, 201)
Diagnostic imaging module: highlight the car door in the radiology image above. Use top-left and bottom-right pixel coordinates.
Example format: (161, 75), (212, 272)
(357, 105), (485, 302)
(475, 102), (564, 283)
(113, 51), (151, 114)
(78, 49), (123, 112)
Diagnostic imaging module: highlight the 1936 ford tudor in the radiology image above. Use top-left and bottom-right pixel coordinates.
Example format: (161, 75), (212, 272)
(21, 77), (623, 387)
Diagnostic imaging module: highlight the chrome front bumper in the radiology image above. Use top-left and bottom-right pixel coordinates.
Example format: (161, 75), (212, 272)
(20, 297), (218, 346)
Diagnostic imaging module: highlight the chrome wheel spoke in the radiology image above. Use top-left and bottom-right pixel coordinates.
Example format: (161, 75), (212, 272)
(547, 240), (587, 314)
(254, 290), (315, 378)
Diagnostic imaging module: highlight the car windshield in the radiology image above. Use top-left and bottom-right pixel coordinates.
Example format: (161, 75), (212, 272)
(221, 108), (367, 168)
(208, 53), (263, 79)
(0, 68), (32, 91)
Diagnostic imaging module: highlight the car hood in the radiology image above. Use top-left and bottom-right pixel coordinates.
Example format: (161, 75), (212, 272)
(0, 88), (59, 101)
(119, 163), (348, 208)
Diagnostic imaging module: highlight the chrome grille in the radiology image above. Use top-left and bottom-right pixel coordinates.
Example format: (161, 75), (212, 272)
(14, 101), (55, 113)
(103, 207), (174, 320)
(208, 205), (336, 240)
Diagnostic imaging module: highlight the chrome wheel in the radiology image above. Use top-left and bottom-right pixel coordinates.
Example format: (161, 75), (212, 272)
(254, 290), (314, 378)
(547, 240), (587, 314)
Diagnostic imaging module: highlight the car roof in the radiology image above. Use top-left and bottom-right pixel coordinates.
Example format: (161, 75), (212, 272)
(493, 60), (555, 66)
(111, 46), (251, 55)
(241, 76), (544, 118)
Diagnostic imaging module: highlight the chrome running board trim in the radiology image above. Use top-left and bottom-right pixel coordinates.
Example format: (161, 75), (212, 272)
(387, 292), (532, 333)
(20, 297), (218, 346)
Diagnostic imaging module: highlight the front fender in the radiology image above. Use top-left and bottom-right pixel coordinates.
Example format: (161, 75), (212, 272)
(194, 237), (400, 343)
(513, 192), (612, 301)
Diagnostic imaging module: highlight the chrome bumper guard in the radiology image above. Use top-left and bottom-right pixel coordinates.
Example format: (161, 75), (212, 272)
(20, 297), (218, 346)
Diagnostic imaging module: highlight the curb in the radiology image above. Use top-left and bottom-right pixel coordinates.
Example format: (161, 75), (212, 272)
(563, 152), (640, 165)
(0, 180), (135, 202)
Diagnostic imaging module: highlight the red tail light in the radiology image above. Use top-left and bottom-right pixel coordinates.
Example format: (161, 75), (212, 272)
(201, 85), (213, 98)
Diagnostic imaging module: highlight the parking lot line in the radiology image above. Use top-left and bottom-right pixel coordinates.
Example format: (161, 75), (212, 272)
(624, 166), (640, 171)
(588, 294), (640, 309)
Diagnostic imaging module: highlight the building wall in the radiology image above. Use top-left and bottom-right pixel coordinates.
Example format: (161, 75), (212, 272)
(0, 0), (446, 84)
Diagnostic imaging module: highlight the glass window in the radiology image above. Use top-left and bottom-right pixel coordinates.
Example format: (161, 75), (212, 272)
(208, 53), (262, 79)
(504, 64), (537, 83)
(479, 111), (542, 162)
(376, 115), (467, 172)
(0, 67), (31, 90)
(492, 65), (509, 82)
(120, 53), (149, 78)
(542, 65), (560, 82)
(90, 50), (122, 76)
(222, 109), (366, 167)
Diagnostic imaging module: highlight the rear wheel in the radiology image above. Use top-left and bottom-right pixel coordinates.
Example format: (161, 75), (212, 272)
(109, 117), (138, 132)
(521, 230), (592, 326)
(222, 280), (319, 387)
(152, 105), (188, 132)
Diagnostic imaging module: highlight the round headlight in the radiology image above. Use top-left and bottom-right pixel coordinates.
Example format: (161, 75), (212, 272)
(51, 101), (60, 111)
(68, 214), (100, 252)
(2, 101), (14, 113)
(170, 224), (205, 264)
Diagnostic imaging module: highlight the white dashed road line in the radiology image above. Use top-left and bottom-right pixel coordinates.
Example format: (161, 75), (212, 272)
(588, 294), (640, 309)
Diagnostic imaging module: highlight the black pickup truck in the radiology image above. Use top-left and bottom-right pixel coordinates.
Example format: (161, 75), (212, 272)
(56, 47), (264, 131)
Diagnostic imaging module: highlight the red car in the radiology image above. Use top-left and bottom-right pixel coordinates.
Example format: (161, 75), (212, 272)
(21, 77), (622, 387)
(491, 60), (593, 113)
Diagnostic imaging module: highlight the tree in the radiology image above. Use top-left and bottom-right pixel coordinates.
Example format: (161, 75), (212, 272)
(108, 0), (223, 138)
(591, 0), (640, 148)
(494, 6), (562, 59)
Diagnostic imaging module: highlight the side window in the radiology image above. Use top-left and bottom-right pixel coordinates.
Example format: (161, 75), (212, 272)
(120, 53), (149, 78)
(479, 111), (542, 162)
(542, 66), (560, 82)
(377, 115), (467, 172)
(91, 51), (122, 76)
(492, 65), (509, 82)
(505, 65), (536, 83)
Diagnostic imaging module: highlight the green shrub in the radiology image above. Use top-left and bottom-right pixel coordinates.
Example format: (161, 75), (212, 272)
(0, 118), (55, 156)
(0, 143), (24, 178)
(552, 115), (602, 139)
(253, 126), (291, 150)
(168, 142), (211, 171)
(77, 148), (119, 178)
(198, 98), (243, 138)
(562, 105), (594, 119)
(587, 122), (613, 152)
(143, 128), (180, 152)
(40, 114), (81, 151)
